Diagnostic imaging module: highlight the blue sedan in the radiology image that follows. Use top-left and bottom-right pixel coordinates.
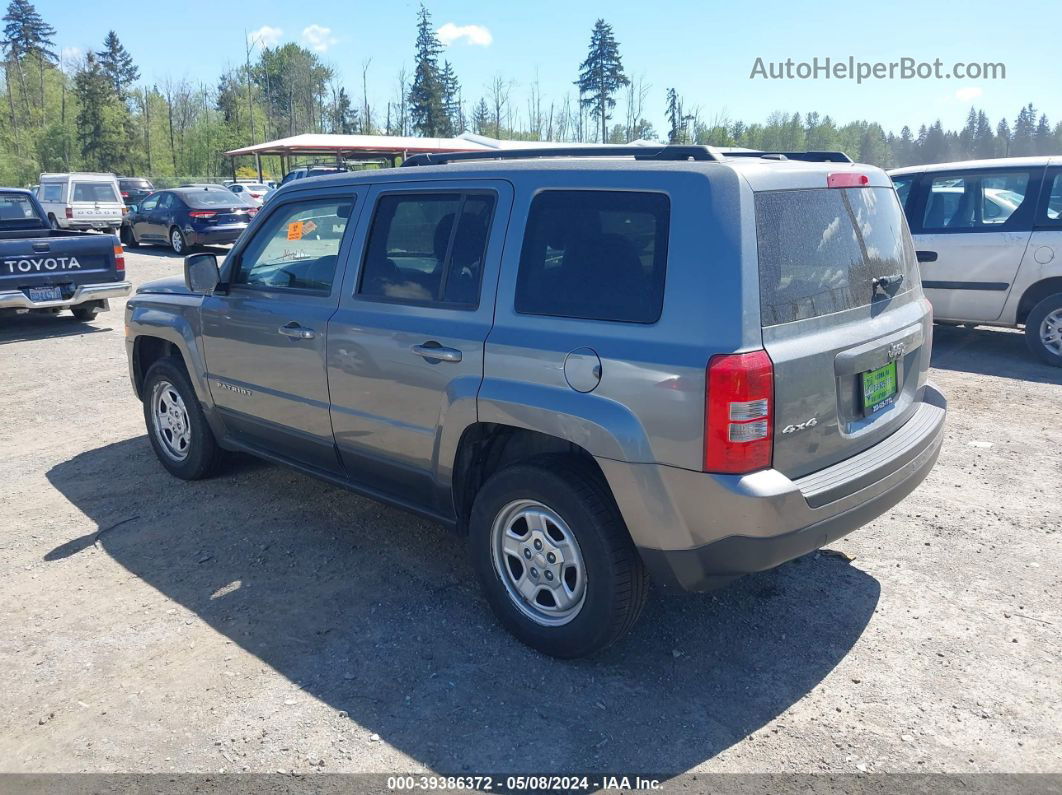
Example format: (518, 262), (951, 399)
(123, 186), (259, 254)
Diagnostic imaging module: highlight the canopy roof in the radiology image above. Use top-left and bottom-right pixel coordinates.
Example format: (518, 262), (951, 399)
(223, 132), (492, 159)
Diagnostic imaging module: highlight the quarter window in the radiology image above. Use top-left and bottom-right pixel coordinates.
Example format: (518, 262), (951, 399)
(233, 199), (353, 291)
(922, 171), (1032, 230)
(139, 195), (159, 213)
(358, 192), (495, 307)
(515, 190), (670, 323)
(1043, 173), (1062, 223)
(41, 183), (61, 202)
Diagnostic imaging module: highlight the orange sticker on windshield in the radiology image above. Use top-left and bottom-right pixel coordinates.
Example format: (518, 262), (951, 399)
(287, 221), (303, 240)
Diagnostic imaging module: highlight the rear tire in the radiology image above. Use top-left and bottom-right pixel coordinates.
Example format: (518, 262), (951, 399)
(1024, 292), (1062, 367)
(169, 226), (188, 255)
(469, 457), (649, 658)
(71, 304), (99, 322)
(142, 357), (225, 479)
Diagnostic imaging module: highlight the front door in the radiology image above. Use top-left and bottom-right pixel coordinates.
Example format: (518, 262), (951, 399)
(200, 190), (362, 473)
(913, 166), (1041, 322)
(327, 180), (512, 515)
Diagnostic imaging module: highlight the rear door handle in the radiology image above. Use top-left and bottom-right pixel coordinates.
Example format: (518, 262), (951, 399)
(278, 322), (315, 340)
(916, 250), (938, 263)
(411, 343), (462, 363)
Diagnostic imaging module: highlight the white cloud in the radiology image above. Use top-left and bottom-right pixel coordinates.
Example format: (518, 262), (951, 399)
(248, 25), (283, 48)
(301, 24), (338, 53)
(437, 22), (493, 47)
(954, 86), (983, 102)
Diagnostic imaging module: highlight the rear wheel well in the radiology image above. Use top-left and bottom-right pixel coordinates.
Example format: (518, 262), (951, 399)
(132, 336), (187, 399)
(1017, 278), (1062, 325)
(452, 424), (615, 533)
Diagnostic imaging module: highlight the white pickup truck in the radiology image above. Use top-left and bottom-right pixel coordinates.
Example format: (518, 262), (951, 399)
(37, 172), (126, 233)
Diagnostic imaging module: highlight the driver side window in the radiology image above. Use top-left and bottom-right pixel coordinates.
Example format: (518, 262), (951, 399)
(233, 198), (353, 292)
(139, 195), (159, 213)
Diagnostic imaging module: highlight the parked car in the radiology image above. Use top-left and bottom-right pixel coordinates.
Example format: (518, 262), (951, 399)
(0, 188), (129, 322)
(37, 172), (125, 232)
(123, 186), (259, 254)
(279, 165), (346, 185)
(125, 146), (946, 657)
(227, 182), (271, 204)
(889, 156), (1062, 365)
(117, 177), (155, 209)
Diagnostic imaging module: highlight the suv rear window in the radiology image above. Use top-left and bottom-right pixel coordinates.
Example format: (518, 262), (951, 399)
(755, 187), (915, 326)
(72, 182), (120, 203)
(516, 190), (670, 323)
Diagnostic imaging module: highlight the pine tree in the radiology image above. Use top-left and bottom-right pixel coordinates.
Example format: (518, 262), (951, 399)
(575, 19), (628, 143)
(440, 60), (462, 135)
(97, 30), (139, 100)
(996, 117), (1012, 157)
(408, 4), (446, 137)
(74, 52), (127, 171)
(332, 86), (356, 134)
(1012, 103), (1037, 156)
(471, 98), (490, 136)
(665, 87), (689, 144)
(2, 0), (55, 120)
(1034, 113), (1053, 156)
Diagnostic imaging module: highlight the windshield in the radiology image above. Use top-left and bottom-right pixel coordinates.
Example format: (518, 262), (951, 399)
(72, 182), (120, 203)
(0, 193), (43, 228)
(756, 186), (916, 326)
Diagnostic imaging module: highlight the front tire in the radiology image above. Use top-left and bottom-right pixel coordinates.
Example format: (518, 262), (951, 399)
(469, 458), (649, 658)
(1025, 293), (1062, 367)
(169, 226), (188, 255)
(142, 357), (225, 479)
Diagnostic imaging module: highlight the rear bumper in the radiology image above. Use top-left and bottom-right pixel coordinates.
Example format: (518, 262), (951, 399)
(599, 383), (947, 591)
(0, 281), (132, 310)
(62, 220), (123, 230)
(187, 226), (247, 246)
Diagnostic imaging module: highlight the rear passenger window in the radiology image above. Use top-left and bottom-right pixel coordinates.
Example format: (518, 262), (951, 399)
(515, 191), (670, 323)
(358, 192), (495, 307)
(1042, 174), (1062, 223)
(234, 199), (352, 291)
(41, 184), (61, 202)
(923, 172), (1032, 230)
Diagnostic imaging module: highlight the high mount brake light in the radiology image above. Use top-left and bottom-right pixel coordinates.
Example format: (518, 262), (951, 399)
(704, 350), (774, 474)
(827, 172), (871, 188)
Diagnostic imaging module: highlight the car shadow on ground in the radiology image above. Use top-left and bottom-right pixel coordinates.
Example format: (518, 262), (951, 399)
(0, 312), (113, 344)
(45, 437), (879, 776)
(930, 324), (1062, 383)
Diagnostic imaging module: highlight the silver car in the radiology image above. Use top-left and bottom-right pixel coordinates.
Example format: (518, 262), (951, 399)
(125, 146), (946, 657)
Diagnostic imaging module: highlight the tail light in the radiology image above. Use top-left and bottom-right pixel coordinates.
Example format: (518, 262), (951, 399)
(704, 350), (774, 474)
(113, 244), (125, 275)
(188, 210), (217, 218)
(120, 191), (129, 198)
(65, 207), (73, 219)
(247, 207), (258, 217)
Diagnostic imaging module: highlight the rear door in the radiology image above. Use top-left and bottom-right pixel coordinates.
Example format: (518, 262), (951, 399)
(911, 166), (1041, 321)
(70, 180), (123, 227)
(756, 181), (932, 479)
(132, 193), (162, 240)
(327, 179), (511, 514)
(200, 189), (363, 472)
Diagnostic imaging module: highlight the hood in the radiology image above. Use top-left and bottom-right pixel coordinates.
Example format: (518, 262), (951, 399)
(136, 276), (191, 295)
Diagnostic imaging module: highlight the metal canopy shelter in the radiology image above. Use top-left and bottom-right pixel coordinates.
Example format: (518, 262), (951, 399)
(223, 133), (494, 180)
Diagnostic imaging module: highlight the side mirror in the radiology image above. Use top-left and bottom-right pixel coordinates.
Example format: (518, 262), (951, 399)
(185, 253), (220, 294)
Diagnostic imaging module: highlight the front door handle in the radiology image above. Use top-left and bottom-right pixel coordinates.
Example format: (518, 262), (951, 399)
(411, 343), (462, 363)
(278, 322), (315, 340)
(916, 250), (938, 263)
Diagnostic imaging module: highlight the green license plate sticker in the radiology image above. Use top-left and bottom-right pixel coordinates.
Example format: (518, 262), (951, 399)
(862, 361), (898, 413)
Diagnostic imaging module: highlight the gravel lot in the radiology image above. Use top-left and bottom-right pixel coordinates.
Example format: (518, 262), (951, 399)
(1, 247), (1060, 778)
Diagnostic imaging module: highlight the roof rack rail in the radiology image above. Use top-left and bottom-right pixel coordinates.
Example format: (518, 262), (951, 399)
(721, 150), (853, 163)
(400, 145), (724, 167)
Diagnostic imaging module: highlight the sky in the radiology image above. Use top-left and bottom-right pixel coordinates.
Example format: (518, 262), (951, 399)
(48, 0), (1062, 139)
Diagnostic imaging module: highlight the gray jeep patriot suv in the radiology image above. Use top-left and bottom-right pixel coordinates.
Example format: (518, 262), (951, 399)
(126, 146), (947, 658)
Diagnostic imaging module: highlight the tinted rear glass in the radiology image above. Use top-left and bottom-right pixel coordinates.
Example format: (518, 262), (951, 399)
(515, 190), (670, 323)
(755, 187), (915, 326)
(178, 189), (247, 208)
(72, 182), (120, 202)
(0, 193), (42, 226)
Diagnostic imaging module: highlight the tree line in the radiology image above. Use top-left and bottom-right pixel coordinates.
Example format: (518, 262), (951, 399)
(0, 0), (1058, 186)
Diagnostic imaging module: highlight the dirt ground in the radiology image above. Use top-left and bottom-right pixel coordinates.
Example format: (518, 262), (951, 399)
(1, 247), (1059, 778)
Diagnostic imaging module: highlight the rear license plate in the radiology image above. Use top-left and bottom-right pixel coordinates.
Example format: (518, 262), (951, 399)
(28, 286), (62, 302)
(862, 361), (898, 415)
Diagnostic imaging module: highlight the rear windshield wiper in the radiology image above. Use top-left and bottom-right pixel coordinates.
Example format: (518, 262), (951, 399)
(872, 273), (904, 296)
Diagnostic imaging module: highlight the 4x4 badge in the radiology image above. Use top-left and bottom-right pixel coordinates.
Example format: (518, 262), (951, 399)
(782, 417), (818, 435)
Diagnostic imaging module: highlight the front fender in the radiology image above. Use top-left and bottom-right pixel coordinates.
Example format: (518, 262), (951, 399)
(126, 295), (211, 405)
(476, 378), (653, 462)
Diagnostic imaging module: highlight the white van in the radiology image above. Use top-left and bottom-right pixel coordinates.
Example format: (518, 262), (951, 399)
(37, 173), (125, 233)
(889, 157), (1062, 366)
